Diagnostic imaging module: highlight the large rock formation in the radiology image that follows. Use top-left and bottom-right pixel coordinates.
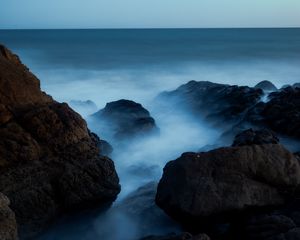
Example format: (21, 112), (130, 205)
(0, 193), (18, 240)
(156, 133), (300, 228)
(91, 99), (158, 140)
(0, 45), (120, 238)
(158, 80), (300, 142)
(254, 80), (277, 92)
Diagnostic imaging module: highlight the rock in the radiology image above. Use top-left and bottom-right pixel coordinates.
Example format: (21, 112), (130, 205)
(158, 80), (263, 124)
(232, 129), (279, 146)
(141, 232), (210, 240)
(258, 87), (300, 139)
(156, 144), (300, 228)
(255, 80), (278, 92)
(89, 132), (113, 156)
(293, 83), (300, 89)
(92, 99), (158, 140)
(0, 45), (120, 238)
(0, 193), (18, 240)
(69, 100), (98, 116)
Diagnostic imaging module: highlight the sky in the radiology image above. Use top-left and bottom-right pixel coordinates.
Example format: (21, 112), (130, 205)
(0, 0), (299, 29)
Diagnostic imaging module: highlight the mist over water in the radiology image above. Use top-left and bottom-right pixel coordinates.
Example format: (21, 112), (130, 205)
(1, 28), (300, 239)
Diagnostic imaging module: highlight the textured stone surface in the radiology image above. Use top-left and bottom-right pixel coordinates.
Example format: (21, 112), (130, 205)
(156, 144), (300, 224)
(0, 45), (120, 238)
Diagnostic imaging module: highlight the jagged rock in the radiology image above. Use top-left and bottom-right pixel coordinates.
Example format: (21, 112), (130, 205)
(156, 143), (300, 228)
(0, 45), (120, 238)
(92, 99), (158, 140)
(158, 80), (263, 124)
(232, 129), (279, 146)
(255, 80), (278, 92)
(0, 193), (18, 240)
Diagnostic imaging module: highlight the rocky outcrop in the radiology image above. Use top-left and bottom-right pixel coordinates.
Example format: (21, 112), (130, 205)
(255, 87), (300, 139)
(158, 80), (263, 125)
(159, 80), (300, 141)
(254, 80), (277, 92)
(91, 99), (158, 140)
(232, 128), (279, 146)
(0, 193), (18, 240)
(156, 135), (300, 228)
(0, 45), (120, 238)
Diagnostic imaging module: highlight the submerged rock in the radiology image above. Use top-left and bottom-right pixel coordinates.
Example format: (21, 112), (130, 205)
(254, 80), (277, 92)
(0, 45), (120, 238)
(92, 99), (158, 140)
(69, 99), (98, 116)
(0, 193), (18, 240)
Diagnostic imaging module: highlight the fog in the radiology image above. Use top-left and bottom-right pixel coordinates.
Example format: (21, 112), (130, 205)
(2, 28), (298, 239)
(35, 60), (300, 239)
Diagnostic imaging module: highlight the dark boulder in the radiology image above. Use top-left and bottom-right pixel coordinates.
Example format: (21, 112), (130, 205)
(0, 45), (120, 238)
(254, 80), (277, 92)
(92, 99), (158, 140)
(156, 143), (300, 228)
(232, 129), (279, 146)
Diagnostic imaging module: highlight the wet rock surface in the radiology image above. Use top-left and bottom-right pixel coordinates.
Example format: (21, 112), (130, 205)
(156, 130), (300, 239)
(0, 45), (120, 238)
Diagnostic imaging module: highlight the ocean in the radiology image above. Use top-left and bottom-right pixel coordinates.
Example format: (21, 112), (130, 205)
(0, 28), (299, 107)
(1, 28), (300, 240)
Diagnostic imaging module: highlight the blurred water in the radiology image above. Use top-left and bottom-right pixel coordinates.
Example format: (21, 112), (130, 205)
(1, 28), (299, 240)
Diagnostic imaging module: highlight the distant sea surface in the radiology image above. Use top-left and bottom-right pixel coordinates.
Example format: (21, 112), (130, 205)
(0, 28), (299, 106)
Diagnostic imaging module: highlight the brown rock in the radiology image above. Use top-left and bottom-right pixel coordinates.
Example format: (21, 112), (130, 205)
(0, 45), (120, 238)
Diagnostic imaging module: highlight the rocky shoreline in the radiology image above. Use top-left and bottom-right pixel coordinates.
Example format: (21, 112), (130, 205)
(1, 45), (300, 240)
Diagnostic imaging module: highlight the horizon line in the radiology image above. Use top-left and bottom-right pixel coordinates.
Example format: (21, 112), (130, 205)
(0, 26), (300, 31)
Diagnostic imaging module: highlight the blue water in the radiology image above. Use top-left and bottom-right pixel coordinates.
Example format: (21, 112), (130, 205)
(0, 28), (300, 107)
(1, 28), (300, 240)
